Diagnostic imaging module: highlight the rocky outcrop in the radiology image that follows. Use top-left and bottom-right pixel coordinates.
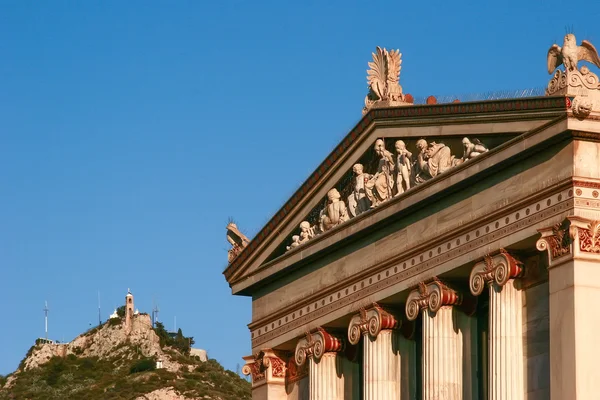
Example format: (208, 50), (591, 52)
(22, 314), (179, 372)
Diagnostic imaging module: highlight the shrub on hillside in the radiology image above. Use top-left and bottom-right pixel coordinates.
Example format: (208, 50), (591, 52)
(129, 358), (155, 374)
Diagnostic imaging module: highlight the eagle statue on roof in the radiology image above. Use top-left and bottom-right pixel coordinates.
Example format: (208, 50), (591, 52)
(226, 221), (250, 263)
(547, 34), (600, 74)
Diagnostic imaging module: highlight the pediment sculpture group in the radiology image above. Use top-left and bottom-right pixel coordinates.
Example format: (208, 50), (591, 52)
(286, 137), (488, 251)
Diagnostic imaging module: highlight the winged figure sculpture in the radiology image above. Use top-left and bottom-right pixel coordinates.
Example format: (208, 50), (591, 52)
(364, 46), (405, 112)
(547, 34), (600, 74)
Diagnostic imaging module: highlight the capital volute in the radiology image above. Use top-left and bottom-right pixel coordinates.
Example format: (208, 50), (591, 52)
(405, 277), (461, 320)
(469, 249), (523, 295)
(536, 219), (573, 267)
(347, 302), (399, 345)
(294, 327), (343, 367)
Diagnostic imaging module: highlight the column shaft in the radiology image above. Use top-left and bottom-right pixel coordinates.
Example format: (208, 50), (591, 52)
(309, 352), (343, 400)
(489, 280), (524, 400)
(363, 330), (399, 400)
(423, 306), (462, 400)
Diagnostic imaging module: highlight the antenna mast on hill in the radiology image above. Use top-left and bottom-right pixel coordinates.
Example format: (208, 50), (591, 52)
(152, 298), (160, 328)
(43, 301), (49, 340)
(98, 291), (102, 327)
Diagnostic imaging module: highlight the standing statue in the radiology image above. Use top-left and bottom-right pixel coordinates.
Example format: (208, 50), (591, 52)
(365, 139), (395, 207)
(348, 164), (372, 217)
(547, 34), (600, 73)
(226, 222), (250, 263)
(319, 188), (349, 232)
(394, 140), (412, 196)
(412, 139), (458, 184)
(461, 137), (488, 161)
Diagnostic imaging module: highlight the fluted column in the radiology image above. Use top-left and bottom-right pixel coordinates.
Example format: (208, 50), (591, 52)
(309, 352), (342, 400)
(348, 303), (414, 400)
(470, 249), (524, 400)
(295, 327), (344, 400)
(363, 329), (399, 399)
(406, 278), (465, 400)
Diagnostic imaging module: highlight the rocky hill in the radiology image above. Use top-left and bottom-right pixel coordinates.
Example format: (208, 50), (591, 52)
(0, 314), (251, 400)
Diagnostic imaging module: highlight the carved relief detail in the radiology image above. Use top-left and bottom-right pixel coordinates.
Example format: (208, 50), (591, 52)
(294, 327), (344, 367)
(536, 220), (572, 261)
(405, 277), (461, 321)
(347, 302), (399, 345)
(572, 219), (600, 253)
(242, 349), (286, 388)
(469, 249), (524, 296)
(286, 356), (308, 384)
(285, 136), (487, 251)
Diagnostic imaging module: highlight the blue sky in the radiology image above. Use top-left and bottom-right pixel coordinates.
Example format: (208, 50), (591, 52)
(0, 1), (598, 375)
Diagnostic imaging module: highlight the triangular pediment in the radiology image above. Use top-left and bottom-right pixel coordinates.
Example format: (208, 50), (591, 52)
(224, 97), (567, 293)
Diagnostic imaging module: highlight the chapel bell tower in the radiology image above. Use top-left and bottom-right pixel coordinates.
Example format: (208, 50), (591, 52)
(125, 288), (134, 334)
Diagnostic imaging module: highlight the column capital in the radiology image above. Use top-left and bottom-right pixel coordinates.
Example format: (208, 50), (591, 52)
(405, 277), (461, 321)
(294, 327), (344, 367)
(347, 302), (399, 345)
(469, 249), (523, 295)
(537, 216), (600, 268)
(242, 349), (287, 388)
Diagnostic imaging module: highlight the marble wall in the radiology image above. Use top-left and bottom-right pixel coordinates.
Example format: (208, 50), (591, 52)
(523, 281), (550, 400)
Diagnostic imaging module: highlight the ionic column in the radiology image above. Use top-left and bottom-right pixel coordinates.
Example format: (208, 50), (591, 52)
(348, 303), (413, 400)
(295, 327), (344, 400)
(406, 278), (465, 400)
(470, 249), (524, 400)
(242, 349), (287, 399)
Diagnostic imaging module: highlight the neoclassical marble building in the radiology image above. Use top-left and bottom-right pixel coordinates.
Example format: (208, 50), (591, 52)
(224, 35), (600, 400)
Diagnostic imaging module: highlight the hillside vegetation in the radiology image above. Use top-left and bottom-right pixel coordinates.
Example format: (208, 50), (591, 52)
(0, 316), (250, 400)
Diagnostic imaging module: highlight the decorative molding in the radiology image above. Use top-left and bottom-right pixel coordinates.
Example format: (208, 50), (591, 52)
(294, 327), (344, 367)
(224, 96), (568, 280)
(286, 356), (308, 385)
(347, 303), (399, 345)
(536, 219), (572, 262)
(242, 349), (286, 388)
(405, 277), (461, 321)
(250, 184), (574, 349)
(469, 249), (524, 296)
(572, 218), (600, 253)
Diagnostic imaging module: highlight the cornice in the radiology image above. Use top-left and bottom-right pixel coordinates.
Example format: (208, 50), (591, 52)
(247, 177), (575, 332)
(224, 96), (568, 282)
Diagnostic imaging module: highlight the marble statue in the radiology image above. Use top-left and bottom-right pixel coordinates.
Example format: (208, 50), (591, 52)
(363, 47), (411, 114)
(547, 34), (600, 74)
(348, 163), (372, 217)
(298, 221), (316, 244)
(365, 139), (395, 207)
(394, 140), (412, 196)
(319, 188), (349, 232)
(462, 137), (488, 161)
(286, 235), (300, 251)
(412, 139), (459, 184)
(226, 222), (250, 263)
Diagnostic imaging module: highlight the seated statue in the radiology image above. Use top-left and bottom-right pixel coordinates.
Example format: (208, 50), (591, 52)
(286, 235), (301, 251)
(462, 137), (488, 160)
(412, 139), (459, 184)
(320, 188), (349, 232)
(298, 221), (316, 244)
